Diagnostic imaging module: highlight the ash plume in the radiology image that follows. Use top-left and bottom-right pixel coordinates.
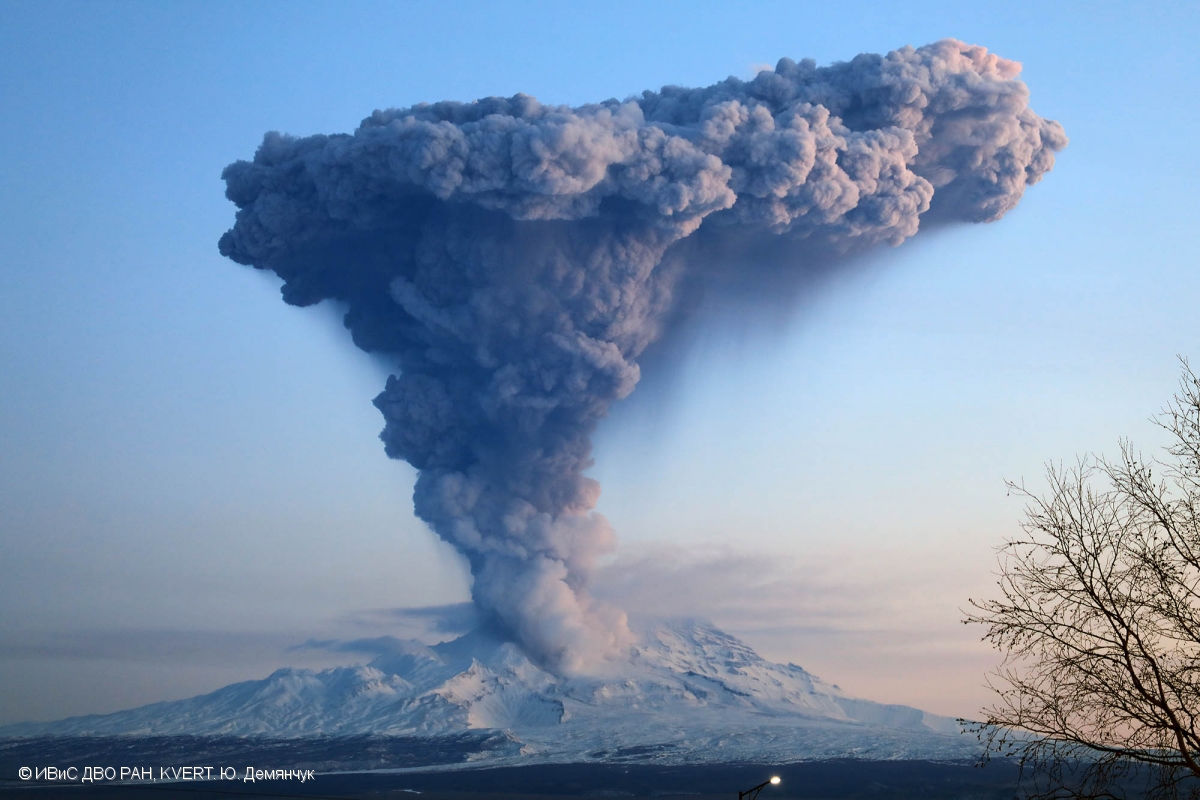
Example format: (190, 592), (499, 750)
(218, 40), (1066, 673)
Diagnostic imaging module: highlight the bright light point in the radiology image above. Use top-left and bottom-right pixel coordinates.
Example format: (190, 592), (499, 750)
(770, 777), (781, 785)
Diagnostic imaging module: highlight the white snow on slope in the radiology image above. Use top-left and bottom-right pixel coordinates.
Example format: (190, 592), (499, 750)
(0, 619), (975, 763)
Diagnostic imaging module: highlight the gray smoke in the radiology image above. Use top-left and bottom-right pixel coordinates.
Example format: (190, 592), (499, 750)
(218, 40), (1065, 673)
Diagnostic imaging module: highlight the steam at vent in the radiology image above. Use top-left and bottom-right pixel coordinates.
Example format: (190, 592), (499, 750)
(218, 40), (1066, 672)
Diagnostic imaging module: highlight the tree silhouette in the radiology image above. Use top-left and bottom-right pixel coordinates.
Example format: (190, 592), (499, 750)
(967, 359), (1200, 800)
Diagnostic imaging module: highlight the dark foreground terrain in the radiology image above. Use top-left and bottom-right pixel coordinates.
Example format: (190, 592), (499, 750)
(0, 737), (1024, 799)
(0, 761), (1022, 800)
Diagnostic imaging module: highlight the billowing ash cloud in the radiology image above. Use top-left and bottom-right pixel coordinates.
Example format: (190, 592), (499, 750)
(218, 40), (1066, 673)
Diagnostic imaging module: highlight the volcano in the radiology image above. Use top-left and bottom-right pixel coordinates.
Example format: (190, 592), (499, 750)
(0, 620), (976, 764)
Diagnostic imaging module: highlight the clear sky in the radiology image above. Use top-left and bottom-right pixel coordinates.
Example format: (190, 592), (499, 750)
(1, 0), (1197, 725)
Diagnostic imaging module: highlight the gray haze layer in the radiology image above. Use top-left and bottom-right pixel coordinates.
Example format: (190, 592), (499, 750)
(218, 40), (1066, 673)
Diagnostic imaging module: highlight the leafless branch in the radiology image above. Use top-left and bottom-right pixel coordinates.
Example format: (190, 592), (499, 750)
(965, 358), (1200, 800)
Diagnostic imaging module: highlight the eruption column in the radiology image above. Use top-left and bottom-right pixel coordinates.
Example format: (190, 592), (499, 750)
(218, 40), (1066, 672)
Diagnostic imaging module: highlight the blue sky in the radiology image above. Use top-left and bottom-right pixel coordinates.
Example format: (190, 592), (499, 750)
(1, 0), (1197, 724)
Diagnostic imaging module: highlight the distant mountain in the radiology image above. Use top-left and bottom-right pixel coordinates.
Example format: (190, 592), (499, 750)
(0, 620), (977, 764)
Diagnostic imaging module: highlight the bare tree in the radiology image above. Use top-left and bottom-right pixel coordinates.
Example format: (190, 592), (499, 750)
(966, 359), (1200, 800)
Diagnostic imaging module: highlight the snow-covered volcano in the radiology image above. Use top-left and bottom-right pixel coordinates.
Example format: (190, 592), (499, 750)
(0, 620), (975, 763)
